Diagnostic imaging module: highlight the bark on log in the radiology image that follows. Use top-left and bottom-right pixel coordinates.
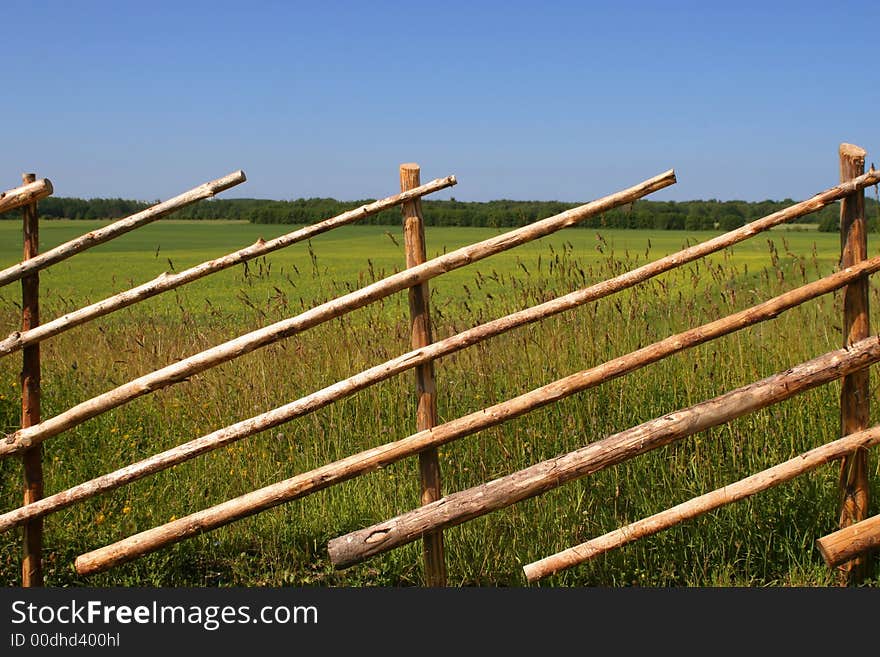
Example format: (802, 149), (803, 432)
(837, 143), (870, 584)
(817, 511), (880, 568)
(0, 170), (675, 458)
(524, 425), (880, 582)
(20, 173), (42, 587)
(5, 242), (879, 536)
(73, 277), (880, 575)
(0, 175), (457, 359)
(0, 171), (245, 289)
(327, 335), (880, 569)
(0, 178), (52, 215)
(400, 163), (446, 586)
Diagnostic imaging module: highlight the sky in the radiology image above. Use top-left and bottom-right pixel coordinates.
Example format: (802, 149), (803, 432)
(2, 1), (878, 204)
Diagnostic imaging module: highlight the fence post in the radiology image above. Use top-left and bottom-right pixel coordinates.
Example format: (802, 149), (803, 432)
(20, 172), (43, 587)
(838, 143), (870, 585)
(400, 163), (447, 586)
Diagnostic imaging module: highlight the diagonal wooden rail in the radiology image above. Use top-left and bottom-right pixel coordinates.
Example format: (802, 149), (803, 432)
(524, 425), (880, 582)
(0, 171), (245, 289)
(0, 175), (457, 358)
(0, 169), (675, 458)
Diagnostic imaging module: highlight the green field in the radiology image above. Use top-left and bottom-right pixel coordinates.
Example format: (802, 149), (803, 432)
(0, 219), (878, 586)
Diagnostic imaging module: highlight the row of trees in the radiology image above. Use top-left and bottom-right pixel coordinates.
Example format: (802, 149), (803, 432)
(2, 194), (877, 232)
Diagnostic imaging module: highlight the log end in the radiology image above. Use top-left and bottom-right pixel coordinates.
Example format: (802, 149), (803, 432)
(522, 563), (544, 583)
(815, 536), (836, 567)
(212, 170), (248, 194)
(840, 143), (867, 159)
(73, 554), (94, 576)
(400, 163), (420, 173)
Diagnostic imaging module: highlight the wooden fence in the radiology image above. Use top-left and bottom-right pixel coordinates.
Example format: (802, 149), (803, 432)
(2, 145), (879, 587)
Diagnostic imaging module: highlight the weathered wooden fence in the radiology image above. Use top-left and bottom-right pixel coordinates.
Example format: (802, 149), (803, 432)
(2, 145), (879, 587)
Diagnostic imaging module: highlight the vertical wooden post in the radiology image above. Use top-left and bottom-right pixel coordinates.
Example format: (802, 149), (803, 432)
(400, 163), (446, 586)
(20, 172), (43, 587)
(838, 143), (870, 585)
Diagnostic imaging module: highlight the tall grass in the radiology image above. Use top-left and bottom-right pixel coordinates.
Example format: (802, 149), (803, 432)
(0, 220), (877, 586)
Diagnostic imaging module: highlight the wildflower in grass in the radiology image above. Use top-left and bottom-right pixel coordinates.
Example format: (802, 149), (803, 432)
(122, 503), (131, 515)
(95, 513), (105, 525)
(169, 515), (177, 522)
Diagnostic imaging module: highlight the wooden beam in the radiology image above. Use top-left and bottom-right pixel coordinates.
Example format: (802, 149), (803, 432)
(400, 163), (446, 586)
(5, 236), (880, 537)
(0, 175), (457, 359)
(71, 271), (880, 576)
(0, 170), (675, 458)
(524, 425), (880, 582)
(817, 510), (880, 568)
(837, 142), (870, 584)
(326, 335), (880, 569)
(20, 173), (42, 587)
(0, 178), (52, 214)
(0, 171), (246, 289)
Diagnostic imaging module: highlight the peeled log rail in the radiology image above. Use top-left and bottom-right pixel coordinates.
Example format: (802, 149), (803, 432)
(0, 171), (246, 290)
(72, 273), (880, 575)
(0, 170), (675, 458)
(817, 510), (880, 567)
(327, 335), (880, 569)
(524, 425), (880, 582)
(5, 245), (879, 535)
(0, 179), (53, 214)
(0, 175), (457, 359)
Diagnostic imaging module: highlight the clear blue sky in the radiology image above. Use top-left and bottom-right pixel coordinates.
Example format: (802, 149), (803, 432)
(2, 1), (878, 204)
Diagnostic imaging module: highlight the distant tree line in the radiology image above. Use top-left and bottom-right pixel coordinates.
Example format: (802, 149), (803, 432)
(2, 194), (878, 232)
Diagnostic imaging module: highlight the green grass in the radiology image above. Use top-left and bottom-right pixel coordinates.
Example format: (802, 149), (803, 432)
(0, 218), (878, 587)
